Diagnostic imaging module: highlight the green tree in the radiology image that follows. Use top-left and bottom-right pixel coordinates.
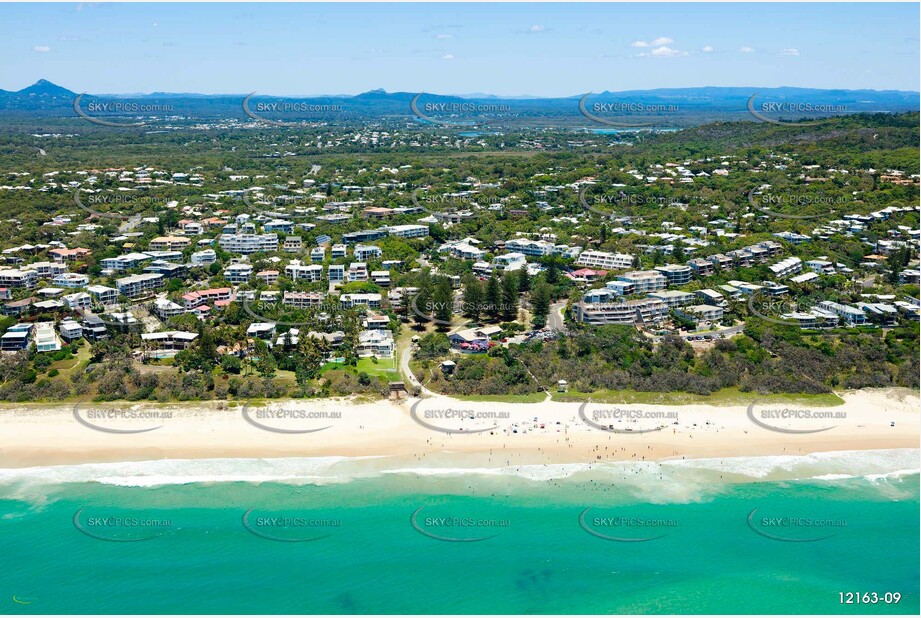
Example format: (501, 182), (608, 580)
(463, 278), (484, 320)
(484, 274), (501, 320)
(433, 277), (453, 326)
(500, 271), (520, 321)
(530, 280), (551, 328)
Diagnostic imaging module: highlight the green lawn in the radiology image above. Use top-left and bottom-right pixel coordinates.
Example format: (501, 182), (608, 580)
(551, 387), (845, 407)
(355, 356), (399, 378)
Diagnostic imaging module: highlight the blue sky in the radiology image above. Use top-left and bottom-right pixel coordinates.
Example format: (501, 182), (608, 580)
(1, 3), (918, 95)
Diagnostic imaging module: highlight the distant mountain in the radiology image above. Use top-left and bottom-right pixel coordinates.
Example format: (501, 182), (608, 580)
(0, 79), (917, 124)
(16, 79), (76, 98)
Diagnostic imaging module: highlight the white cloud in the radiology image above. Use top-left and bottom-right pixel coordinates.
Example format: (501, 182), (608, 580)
(528, 25), (545, 33)
(638, 45), (689, 58)
(435, 33), (453, 39)
(740, 46), (755, 53)
(152, 21), (158, 27)
(780, 48), (800, 56)
(441, 54), (454, 60)
(702, 45), (714, 53)
(32, 45), (51, 53)
(631, 37), (673, 48)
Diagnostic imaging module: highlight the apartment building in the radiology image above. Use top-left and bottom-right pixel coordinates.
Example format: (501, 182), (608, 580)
(686, 258), (714, 277)
(285, 261), (324, 282)
(149, 236), (191, 251)
(817, 300), (868, 325)
(504, 238), (555, 257)
(348, 262), (369, 282)
(283, 236), (303, 253)
(282, 291), (325, 309)
(115, 273), (164, 298)
(340, 293), (382, 309)
(191, 249), (218, 265)
(675, 304), (725, 327)
(100, 252), (154, 271)
(655, 264), (692, 286)
(354, 245), (383, 261)
(181, 287), (232, 309)
(616, 270), (667, 294)
(256, 270), (279, 286)
(328, 264), (345, 284)
(769, 256), (803, 278)
(219, 233), (279, 254)
(0, 268), (38, 289)
(387, 224), (429, 238)
(224, 264), (253, 284)
(33, 322), (61, 353)
(575, 298), (668, 325)
(576, 250), (634, 270)
(86, 285), (119, 306)
(52, 273), (90, 289)
(648, 290), (696, 308)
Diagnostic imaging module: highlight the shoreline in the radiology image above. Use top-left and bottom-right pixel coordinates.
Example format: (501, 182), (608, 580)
(0, 387), (917, 470)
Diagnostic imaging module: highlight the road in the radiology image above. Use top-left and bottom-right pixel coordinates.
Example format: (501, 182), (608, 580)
(398, 341), (436, 397)
(548, 301), (568, 332)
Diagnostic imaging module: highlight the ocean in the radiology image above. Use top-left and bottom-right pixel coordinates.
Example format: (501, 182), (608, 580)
(1, 449), (918, 614)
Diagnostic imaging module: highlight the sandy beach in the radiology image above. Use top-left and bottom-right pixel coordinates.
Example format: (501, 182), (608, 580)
(0, 388), (917, 469)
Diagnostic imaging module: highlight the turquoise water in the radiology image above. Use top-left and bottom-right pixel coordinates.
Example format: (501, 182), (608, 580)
(1, 452), (918, 614)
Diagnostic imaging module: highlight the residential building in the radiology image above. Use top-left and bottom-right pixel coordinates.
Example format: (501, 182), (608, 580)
(283, 236), (303, 253)
(655, 264), (693, 286)
(149, 236), (191, 251)
(115, 273), (164, 299)
(576, 250), (634, 270)
(52, 273), (89, 289)
(59, 320), (83, 342)
(285, 261), (324, 282)
(224, 264), (253, 284)
(356, 329), (394, 358)
(387, 224), (429, 238)
(33, 322), (61, 352)
(86, 285), (119, 306)
(219, 233), (279, 254)
(817, 300), (867, 325)
(575, 298), (669, 325)
(353, 245), (382, 261)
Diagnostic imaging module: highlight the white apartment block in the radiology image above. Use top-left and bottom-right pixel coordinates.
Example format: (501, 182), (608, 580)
(576, 250), (634, 270)
(115, 273), (164, 298)
(219, 233), (279, 254)
(285, 261), (324, 282)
